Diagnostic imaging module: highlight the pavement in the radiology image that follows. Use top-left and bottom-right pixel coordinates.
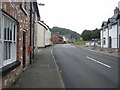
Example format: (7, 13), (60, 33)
(9, 46), (64, 88)
(77, 45), (119, 58)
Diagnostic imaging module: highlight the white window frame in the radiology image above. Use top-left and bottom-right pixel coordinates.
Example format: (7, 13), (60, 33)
(1, 12), (17, 67)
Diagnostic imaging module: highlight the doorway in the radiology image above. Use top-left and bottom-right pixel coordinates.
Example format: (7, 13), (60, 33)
(109, 36), (112, 48)
(119, 35), (120, 49)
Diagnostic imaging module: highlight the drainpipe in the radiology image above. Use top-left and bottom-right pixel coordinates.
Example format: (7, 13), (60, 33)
(108, 27), (109, 51)
(101, 27), (103, 50)
(117, 21), (119, 49)
(32, 12), (35, 59)
(29, 2), (32, 64)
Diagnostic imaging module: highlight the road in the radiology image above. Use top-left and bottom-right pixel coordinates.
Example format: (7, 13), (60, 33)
(53, 44), (118, 88)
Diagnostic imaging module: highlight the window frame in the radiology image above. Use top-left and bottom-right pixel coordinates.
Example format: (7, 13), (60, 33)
(1, 12), (17, 67)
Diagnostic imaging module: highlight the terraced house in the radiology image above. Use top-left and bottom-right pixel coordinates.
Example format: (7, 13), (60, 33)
(101, 5), (120, 51)
(0, 0), (40, 88)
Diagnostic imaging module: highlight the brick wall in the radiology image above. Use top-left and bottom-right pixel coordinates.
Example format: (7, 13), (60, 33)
(1, 1), (31, 88)
(51, 33), (63, 44)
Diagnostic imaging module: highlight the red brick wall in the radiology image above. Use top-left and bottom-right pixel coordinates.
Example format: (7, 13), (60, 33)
(51, 33), (63, 44)
(1, 1), (31, 88)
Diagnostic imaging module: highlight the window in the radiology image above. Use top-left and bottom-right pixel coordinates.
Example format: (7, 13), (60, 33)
(1, 13), (17, 66)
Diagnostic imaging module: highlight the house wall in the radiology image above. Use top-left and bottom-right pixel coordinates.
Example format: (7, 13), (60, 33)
(1, 1), (31, 88)
(45, 30), (51, 46)
(109, 24), (118, 48)
(100, 28), (109, 48)
(34, 12), (38, 53)
(103, 28), (109, 48)
(100, 30), (103, 47)
(118, 25), (120, 48)
(37, 23), (45, 47)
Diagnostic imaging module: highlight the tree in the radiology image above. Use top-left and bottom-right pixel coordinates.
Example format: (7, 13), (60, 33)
(81, 28), (100, 41)
(81, 30), (92, 41)
(91, 28), (100, 39)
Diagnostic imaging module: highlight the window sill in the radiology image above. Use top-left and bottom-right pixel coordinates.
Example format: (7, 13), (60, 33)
(1, 61), (21, 77)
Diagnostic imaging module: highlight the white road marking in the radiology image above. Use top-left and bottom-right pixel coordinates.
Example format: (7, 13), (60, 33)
(86, 56), (111, 68)
(62, 44), (76, 48)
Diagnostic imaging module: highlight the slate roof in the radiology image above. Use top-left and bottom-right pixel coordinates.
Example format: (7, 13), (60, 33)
(107, 13), (118, 25)
(101, 21), (107, 27)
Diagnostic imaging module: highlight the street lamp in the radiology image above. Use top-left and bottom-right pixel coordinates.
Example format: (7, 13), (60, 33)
(38, 3), (45, 6)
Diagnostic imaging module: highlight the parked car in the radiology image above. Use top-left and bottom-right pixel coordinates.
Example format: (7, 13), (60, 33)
(85, 42), (90, 47)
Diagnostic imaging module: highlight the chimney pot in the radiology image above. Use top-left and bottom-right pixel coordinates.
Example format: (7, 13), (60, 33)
(114, 7), (119, 14)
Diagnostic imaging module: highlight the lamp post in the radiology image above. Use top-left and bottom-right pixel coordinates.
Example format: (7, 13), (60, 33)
(38, 3), (45, 6)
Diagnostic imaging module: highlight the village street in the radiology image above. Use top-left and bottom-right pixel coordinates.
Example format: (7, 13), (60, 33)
(10, 44), (119, 88)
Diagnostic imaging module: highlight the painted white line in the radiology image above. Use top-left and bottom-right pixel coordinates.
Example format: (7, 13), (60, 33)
(51, 48), (65, 88)
(86, 56), (111, 68)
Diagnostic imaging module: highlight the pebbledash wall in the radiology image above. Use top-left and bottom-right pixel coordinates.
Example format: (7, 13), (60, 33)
(1, 1), (31, 88)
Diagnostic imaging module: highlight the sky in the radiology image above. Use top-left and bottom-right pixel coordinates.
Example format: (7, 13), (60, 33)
(37, 0), (120, 34)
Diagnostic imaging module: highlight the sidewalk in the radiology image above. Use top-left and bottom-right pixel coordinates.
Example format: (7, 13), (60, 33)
(77, 45), (119, 58)
(9, 46), (64, 88)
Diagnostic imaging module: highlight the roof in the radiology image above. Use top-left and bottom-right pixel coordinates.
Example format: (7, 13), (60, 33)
(38, 21), (50, 31)
(101, 21), (107, 27)
(116, 13), (120, 20)
(107, 13), (118, 25)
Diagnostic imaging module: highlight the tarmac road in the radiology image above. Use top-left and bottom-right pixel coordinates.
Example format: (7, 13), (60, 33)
(53, 44), (118, 88)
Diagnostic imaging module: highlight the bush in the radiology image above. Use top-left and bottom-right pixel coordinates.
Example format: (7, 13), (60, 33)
(74, 41), (85, 45)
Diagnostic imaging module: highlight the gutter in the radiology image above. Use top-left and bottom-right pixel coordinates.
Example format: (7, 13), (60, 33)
(29, 2), (32, 64)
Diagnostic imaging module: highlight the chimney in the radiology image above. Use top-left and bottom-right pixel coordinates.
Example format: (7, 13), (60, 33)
(114, 7), (119, 15)
(118, 1), (120, 10)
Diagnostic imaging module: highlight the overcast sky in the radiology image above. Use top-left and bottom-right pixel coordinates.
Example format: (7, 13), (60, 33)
(37, 0), (120, 34)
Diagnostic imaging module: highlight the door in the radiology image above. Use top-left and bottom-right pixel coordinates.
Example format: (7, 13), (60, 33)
(119, 35), (120, 48)
(23, 30), (26, 68)
(109, 36), (112, 48)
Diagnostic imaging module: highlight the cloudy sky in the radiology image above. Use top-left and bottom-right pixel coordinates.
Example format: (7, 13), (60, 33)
(37, 0), (119, 34)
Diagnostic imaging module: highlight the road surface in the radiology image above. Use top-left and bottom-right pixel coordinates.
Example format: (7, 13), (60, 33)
(53, 44), (118, 88)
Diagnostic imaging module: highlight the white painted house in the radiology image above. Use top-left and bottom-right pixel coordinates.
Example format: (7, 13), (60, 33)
(101, 21), (108, 48)
(37, 21), (51, 48)
(45, 28), (52, 46)
(101, 7), (120, 49)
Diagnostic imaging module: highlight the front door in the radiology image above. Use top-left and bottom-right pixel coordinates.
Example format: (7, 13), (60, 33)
(23, 30), (26, 68)
(119, 35), (120, 48)
(109, 36), (112, 48)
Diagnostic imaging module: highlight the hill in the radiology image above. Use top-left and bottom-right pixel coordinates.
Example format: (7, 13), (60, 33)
(51, 27), (80, 40)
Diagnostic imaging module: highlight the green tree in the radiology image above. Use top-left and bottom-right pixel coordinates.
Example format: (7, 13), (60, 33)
(91, 28), (100, 39)
(81, 28), (100, 41)
(81, 30), (92, 41)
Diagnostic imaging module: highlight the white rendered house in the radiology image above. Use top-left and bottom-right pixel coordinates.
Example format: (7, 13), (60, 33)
(37, 21), (51, 48)
(101, 7), (120, 49)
